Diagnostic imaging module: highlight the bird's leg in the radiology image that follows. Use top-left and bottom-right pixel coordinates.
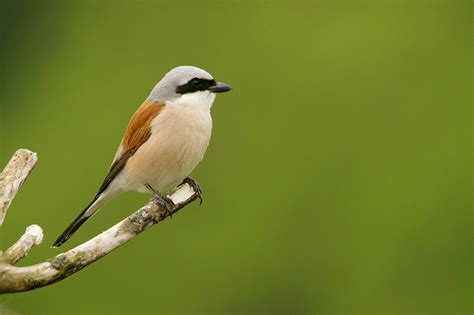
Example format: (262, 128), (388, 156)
(181, 176), (203, 205)
(145, 183), (174, 217)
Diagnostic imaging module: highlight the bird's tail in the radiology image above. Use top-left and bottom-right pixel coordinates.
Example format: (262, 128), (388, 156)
(52, 194), (105, 248)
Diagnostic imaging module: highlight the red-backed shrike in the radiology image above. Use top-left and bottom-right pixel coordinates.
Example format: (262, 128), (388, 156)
(53, 66), (231, 247)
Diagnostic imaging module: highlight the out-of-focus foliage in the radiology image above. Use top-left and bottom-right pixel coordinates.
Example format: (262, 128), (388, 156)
(0, 1), (471, 314)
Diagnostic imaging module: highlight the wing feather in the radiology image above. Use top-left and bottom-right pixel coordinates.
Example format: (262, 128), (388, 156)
(96, 101), (165, 195)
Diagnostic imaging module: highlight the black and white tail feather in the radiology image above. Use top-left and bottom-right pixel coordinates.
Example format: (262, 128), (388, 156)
(52, 194), (104, 248)
(52, 149), (133, 247)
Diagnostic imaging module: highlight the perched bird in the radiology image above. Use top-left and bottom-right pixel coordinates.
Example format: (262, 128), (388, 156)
(53, 66), (231, 247)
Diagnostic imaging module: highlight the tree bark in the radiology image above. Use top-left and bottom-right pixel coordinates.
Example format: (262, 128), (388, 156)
(0, 149), (38, 226)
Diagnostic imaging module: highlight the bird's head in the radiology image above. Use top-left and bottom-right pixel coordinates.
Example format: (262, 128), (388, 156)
(148, 66), (231, 109)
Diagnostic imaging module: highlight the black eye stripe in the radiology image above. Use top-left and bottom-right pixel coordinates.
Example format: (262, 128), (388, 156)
(176, 78), (216, 94)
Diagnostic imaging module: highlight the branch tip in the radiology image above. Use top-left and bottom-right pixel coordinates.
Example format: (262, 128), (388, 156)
(25, 224), (44, 245)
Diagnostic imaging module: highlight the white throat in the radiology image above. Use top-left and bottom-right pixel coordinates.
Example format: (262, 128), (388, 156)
(171, 91), (216, 112)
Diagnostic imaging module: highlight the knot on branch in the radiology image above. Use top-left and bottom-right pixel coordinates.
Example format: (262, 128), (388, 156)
(49, 252), (87, 272)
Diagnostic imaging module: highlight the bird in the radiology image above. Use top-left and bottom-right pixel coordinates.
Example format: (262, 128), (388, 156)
(52, 66), (231, 247)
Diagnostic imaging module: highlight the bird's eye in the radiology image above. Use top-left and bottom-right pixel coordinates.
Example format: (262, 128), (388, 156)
(191, 79), (201, 88)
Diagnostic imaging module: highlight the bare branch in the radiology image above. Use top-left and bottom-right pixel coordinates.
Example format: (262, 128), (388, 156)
(0, 149), (38, 226)
(0, 149), (198, 294)
(1, 225), (44, 265)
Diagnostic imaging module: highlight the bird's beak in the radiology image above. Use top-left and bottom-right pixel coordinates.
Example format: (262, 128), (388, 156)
(208, 82), (232, 93)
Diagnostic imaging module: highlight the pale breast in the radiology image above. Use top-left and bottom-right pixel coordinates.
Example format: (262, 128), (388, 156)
(122, 103), (212, 193)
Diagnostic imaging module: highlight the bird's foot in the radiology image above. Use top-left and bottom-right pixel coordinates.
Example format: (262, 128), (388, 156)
(181, 176), (203, 205)
(153, 194), (175, 218)
(145, 184), (175, 217)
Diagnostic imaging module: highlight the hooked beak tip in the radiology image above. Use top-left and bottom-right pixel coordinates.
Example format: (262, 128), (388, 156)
(209, 82), (232, 93)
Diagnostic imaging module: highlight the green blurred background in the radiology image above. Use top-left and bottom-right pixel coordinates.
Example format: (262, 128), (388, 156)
(0, 0), (472, 314)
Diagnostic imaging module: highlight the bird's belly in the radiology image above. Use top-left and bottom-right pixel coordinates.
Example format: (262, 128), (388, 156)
(123, 106), (212, 193)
